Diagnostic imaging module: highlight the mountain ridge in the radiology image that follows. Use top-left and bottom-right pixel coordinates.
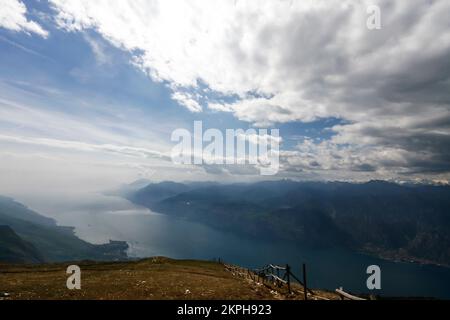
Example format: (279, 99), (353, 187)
(126, 180), (450, 266)
(0, 225), (45, 264)
(0, 197), (128, 263)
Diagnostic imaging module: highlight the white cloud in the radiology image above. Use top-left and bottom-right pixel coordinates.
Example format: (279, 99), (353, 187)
(39, 0), (450, 180)
(48, 0), (450, 120)
(171, 91), (202, 112)
(0, 0), (48, 37)
(0, 134), (170, 161)
(0, 81), (176, 158)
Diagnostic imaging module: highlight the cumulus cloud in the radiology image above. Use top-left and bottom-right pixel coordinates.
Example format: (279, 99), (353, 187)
(0, 0), (48, 37)
(171, 91), (202, 112)
(47, 0), (450, 180)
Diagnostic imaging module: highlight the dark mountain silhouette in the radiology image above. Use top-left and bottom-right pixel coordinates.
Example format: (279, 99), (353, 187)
(128, 180), (450, 266)
(0, 197), (128, 263)
(130, 181), (191, 207)
(0, 196), (56, 227)
(0, 225), (44, 264)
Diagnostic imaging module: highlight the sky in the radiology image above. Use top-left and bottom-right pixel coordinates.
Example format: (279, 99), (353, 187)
(0, 0), (450, 208)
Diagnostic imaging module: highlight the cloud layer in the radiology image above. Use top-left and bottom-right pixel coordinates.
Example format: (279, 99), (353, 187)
(0, 0), (48, 37)
(47, 0), (450, 181)
(0, 0), (448, 183)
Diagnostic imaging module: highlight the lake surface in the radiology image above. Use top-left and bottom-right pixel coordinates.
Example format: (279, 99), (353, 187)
(53, 199), (450, 299)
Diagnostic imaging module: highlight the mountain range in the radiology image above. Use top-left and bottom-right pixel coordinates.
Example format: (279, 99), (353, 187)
(3, 179), (449, 266)
(126, 180), (450, 266)
(0, 196), (128, 263)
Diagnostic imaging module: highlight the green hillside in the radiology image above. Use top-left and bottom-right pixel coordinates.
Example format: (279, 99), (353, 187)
(0, 197), (128, 262)
(0, 225), (44, 264)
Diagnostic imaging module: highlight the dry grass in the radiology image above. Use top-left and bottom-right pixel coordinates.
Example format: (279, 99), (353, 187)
(0, 257), (340, 300)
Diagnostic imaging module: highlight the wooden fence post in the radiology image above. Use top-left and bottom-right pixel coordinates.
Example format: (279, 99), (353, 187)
(303, 263), (308, 301)
(286, 264), (291, 294)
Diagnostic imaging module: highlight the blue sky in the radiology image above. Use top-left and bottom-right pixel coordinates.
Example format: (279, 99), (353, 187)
(0, 13), (339, 138)
(0, 5), (339, 139)
(0, 0), (449, 205)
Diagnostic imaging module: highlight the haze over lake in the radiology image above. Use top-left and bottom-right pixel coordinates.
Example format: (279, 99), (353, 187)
(45, 194), (450, 299)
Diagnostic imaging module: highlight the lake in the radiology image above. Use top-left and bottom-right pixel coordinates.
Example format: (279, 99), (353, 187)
(52, 199), (450, 299)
